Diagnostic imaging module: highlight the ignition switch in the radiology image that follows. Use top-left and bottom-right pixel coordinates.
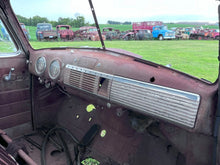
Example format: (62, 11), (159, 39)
(45, 82), (51, 88)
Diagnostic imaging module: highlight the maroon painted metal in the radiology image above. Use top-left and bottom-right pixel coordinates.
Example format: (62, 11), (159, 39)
(133, 21), (163, 32)
(75, 26), (106, 41)
(0, 0), (219, 164)
(56, 25), (74, 40)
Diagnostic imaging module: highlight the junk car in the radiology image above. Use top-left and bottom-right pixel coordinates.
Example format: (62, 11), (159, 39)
(209, 29), (220, 40)
(135, 29), (153, 40)
(19, 23), (30, 40)
(102, 27), (120, 40)
(0, 0), (220, 165)
(75, 26), (105, 41)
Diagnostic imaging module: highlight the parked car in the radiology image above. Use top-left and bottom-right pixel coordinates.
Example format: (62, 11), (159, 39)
(75, 26), (106, 41)
(0, 25), (9, 40)
(189, 29), (206, 40)
(135, 29), (153, 40)
(122, 29), (152, 40)
(36, 23), (58, 41)
(19, 23), (30, 40)
(185, 27), (196, 35)
(56, 25), (74, 40)
(152, 25), (176, 40)
(122, 30), (136, 40)
(102, 27), (120, 40)
(175, 29), (189, 40)
(209, 29), (220, 40)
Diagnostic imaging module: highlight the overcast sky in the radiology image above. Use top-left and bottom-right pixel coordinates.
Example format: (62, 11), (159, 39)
(10, 0), (219, 23)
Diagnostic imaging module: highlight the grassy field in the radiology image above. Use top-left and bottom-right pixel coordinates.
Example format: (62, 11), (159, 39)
(29, 40), (219, 82)
(0, 40), (17, 53)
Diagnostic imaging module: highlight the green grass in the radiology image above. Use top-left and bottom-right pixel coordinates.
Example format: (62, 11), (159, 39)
(30, 40), (219, 82)
(0, 41), (17, 53)
(165, 23), (218, 29)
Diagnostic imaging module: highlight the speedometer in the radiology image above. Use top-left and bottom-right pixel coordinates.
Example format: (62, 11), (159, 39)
(35, 57), (46, 74)
(49, 60), (61, 79)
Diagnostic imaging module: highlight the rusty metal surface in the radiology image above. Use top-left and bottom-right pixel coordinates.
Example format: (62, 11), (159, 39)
(0, 146), (17, 165)
(63, 64), (200, 128)
(1, 1), (218, 164)
(0, 54), (30, 130)
(28, 48), (218, 135)
(0, 130), (37, 165)
(160, 123), (214, 165)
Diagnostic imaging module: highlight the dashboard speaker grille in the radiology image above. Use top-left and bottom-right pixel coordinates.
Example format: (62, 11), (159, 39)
(64, 67), (99, 94)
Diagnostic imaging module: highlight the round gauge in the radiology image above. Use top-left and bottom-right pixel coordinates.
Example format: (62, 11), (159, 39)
(35, 57), (46, 74)
(49, 60), (61, 79)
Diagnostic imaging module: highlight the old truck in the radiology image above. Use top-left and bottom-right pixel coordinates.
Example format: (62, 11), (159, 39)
(36, 23), (58, 41)
(0, 0), (220, 165)
(132, 21), (163, 32)
(189, 29), (207, 40)
(56, 25), (74, 41)
(185, 27), (196, 35)
(152, 25), (176, 40)
(208, 29), (220, 40)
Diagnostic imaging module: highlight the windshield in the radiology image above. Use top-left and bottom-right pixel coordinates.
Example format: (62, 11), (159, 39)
(10, 0), (219, 83)
(89, 28), (97, 32)
(161, 26), (168, 30)
(37, 25), (52, 30)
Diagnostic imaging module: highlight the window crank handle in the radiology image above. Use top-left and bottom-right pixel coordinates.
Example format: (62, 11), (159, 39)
(4, 68), (15, 81)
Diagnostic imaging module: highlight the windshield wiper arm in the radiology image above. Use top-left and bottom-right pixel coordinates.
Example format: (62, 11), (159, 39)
(88, 0), (105, 50)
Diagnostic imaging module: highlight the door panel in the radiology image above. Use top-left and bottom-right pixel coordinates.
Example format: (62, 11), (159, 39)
(0, 17), (31, 129)
(0, 56), (30, 129)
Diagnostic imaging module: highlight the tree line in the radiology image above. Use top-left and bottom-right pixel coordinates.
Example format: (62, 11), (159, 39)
(107, 20), (131, 25)
(16, 15), (89, 28)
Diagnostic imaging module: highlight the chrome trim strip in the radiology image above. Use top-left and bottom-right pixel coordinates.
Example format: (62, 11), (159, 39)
(113, 76), (200, 102)
(66, 64), (113, 79)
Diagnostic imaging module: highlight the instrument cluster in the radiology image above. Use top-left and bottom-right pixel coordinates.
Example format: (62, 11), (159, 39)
(34, 56), (62, 83)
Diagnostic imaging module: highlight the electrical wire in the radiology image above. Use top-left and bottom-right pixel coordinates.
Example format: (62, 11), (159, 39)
(41, 126), (80, 165)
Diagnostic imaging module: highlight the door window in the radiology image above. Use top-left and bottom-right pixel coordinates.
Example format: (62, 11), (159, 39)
(0, 19), (17, 53)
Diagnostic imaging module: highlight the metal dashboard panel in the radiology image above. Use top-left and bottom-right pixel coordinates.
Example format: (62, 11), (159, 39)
(64, 64), (200, 128)
(110, 77), (200, 128)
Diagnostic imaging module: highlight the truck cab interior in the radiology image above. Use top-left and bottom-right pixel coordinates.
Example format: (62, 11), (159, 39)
(0, 0), (219, 165)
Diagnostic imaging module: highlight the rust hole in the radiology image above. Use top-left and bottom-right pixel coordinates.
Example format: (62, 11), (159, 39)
(150, 77), (155, 82)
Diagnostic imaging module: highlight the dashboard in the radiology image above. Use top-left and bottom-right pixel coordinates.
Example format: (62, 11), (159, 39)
(28, 48), (205, 130)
